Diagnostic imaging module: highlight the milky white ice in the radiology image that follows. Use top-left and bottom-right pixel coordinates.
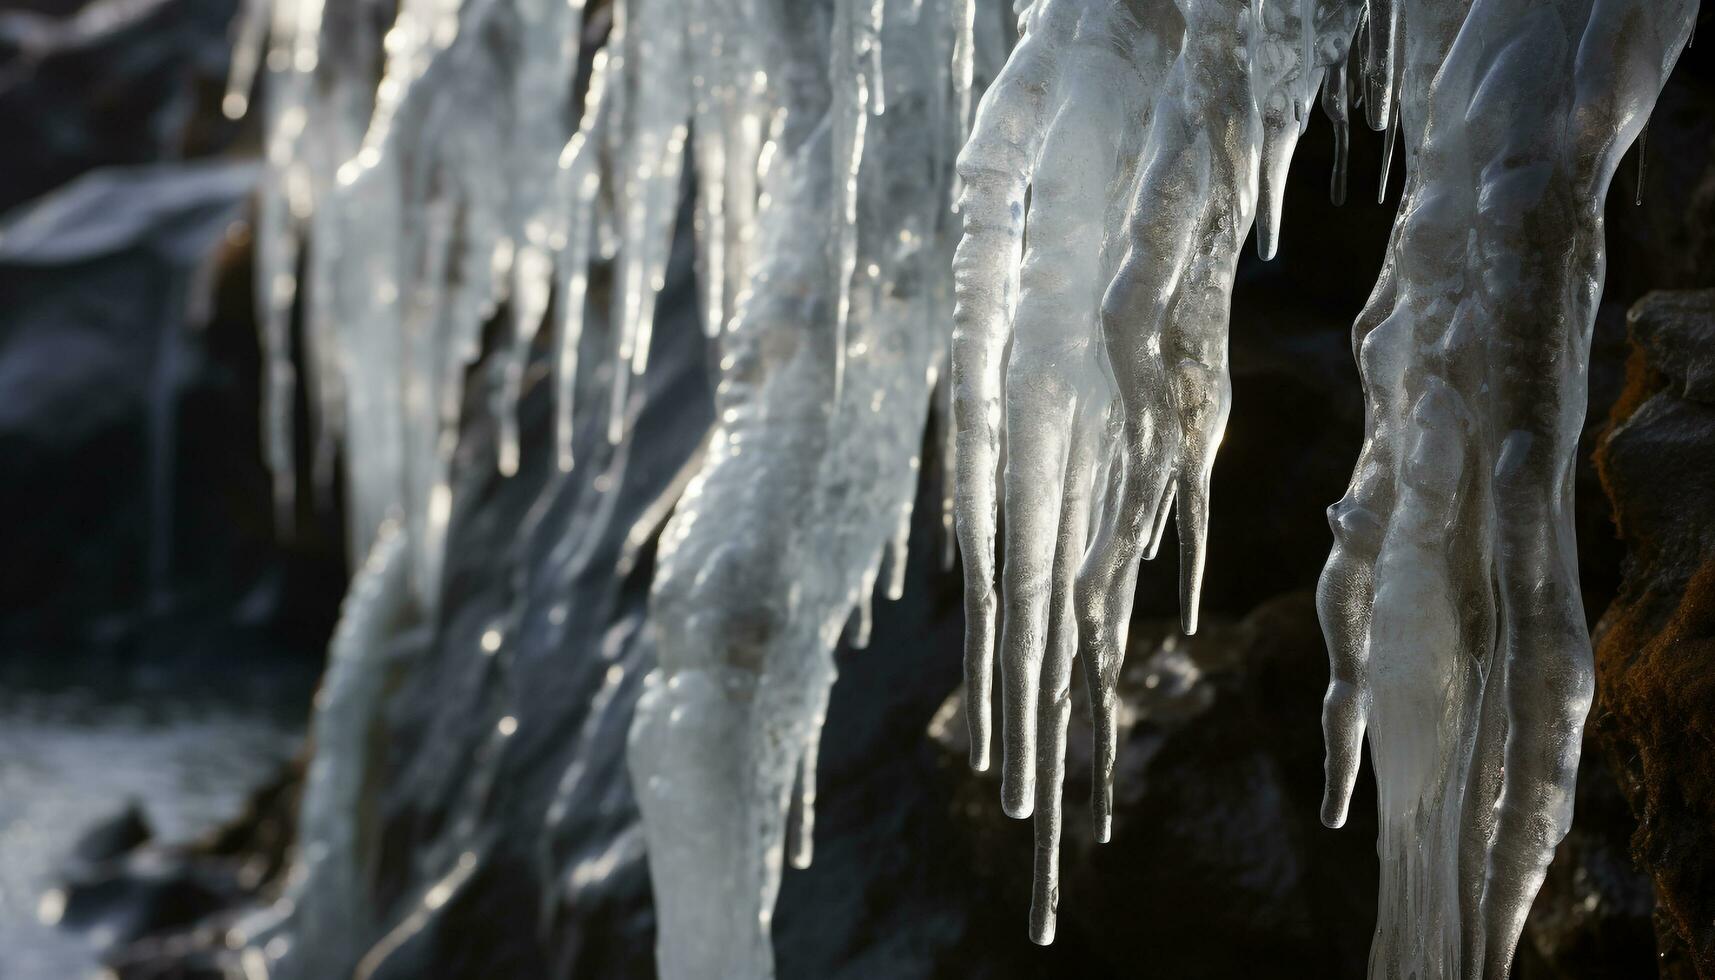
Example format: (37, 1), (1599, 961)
(956, 0), (1697, 973)
(225, 0), (1697, 975)
(629, 3), (1009, 976)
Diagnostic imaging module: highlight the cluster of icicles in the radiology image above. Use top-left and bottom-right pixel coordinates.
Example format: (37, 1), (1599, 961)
(954, 0), (1697, 975)
(225, 0), (1698, 975)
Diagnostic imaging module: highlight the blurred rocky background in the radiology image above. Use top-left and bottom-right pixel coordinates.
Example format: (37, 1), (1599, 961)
(0, 0), (339, 973)
(1, 1), (1712, 978)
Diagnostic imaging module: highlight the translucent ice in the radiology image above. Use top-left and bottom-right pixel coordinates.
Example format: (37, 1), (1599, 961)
(955, 0), (1698, 965)
(1317, 0), (1698, 975)
(228, 0), (1703, 973)
(951, 0), (1359, 941)
(627, 4), (1004, 976)
(230, 0), (1010, 975)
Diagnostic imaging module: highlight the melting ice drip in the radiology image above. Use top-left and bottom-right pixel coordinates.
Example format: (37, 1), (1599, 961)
(953, 0), (1698, 974)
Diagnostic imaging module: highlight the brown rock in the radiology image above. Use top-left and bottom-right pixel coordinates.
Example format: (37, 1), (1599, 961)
(1594, 288), (1715, 978)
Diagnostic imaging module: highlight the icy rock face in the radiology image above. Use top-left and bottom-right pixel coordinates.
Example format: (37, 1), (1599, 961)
(950, 0), (1360, 943)
(228, 0), (1011, 975)
(230, 0), (1701, 972)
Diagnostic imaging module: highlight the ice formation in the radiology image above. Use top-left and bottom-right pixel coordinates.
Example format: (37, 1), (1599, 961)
(226, 0), (1698, 972)
(225, 0), (1004, 976)
(955, 0), (1698, 971)
(1315, 0), (1697, 974)
(627, 4), (1008, 976)
(952, 0), (1361, 942)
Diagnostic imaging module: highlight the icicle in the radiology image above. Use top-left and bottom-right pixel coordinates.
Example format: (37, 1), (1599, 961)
(948, 0), (1363, 938)
(607, 0), (692, 445)
(949, 0), (1059, 779)
(554, 51), (612, 472)
(1313, 2), (1698, 977)
(496, 244), (553, 477)
(868, 0), (888, 116)
(784, 741), (818, 871)
(244, 520), (414, 978)
(933, 362), (959, 570)
(830, 0), (882, 401)
(1300, 0), (1316, 101)
(627, 116), (689, 379)
(1363, 0), (1397, 132)
(257, 199), (299, 532)
(1635, 118), (1650, 206)
(850, 555), (880, 649)
(692, 102), (729, 338)
(1377, 108), (1397, 204)
(1323, 42), (1352, 206)
(948, 0), (975, 210)
(627, 6), (981, 977)
(223, 0), (269, 120)
(885, 482), (914, 600)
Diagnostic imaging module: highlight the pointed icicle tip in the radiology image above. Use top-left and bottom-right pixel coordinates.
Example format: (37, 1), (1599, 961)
(1634, 120), (1650, 206)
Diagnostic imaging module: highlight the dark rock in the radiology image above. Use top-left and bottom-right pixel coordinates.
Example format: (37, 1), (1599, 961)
(58, 854), (231, 947)
(55, 800), (233, 955)
(0, 0), (243, 215)
(72, 802), (154, 866)
(1593, 289), (1715, 978)
(65, 757), (304, 980)
(0, 161), (345, 680)
(931, 592), (1380, 977)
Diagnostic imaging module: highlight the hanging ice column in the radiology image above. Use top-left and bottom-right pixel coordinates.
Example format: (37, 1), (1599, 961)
(949, 0), (1359, 943)
(1315, 0), (1699, 975)
(627, 2), (1002, 977)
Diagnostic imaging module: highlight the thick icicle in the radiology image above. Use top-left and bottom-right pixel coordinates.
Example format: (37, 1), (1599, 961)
(950, 0), (1065, 778)
(1314, 0), (1699, 975)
